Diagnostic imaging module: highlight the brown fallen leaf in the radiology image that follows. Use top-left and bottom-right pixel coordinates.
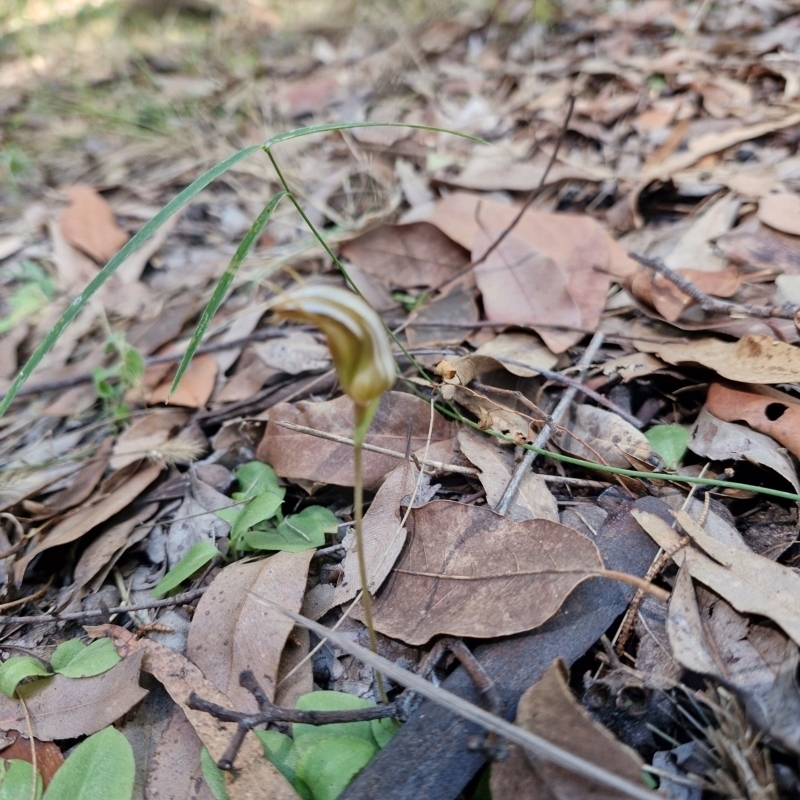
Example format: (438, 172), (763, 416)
(405, 282), (479, 349)
(148, 353), (218, 408)
(111, 408), (190, 470)
(492, 659), (644, 800)
(474, 332), (558, 378)
(633, 333), (800, 383)
(186, 550), (313, 711)
(14, 461), (162, 584)
(367, 500), (605, 645)
(633, 508), (800, 647)
(689, 405), (800, 492)
(458, 426), (558, 522)
(705, 382), (800, 461)
(758, 191), (800, 237)
(0, 651), (147, 741)
(146, 705), (217, 800)
(60, 185), (129, 264)
(96, 624), (298, 800)
(714, 221), (800, 274)
(0, 730), (64, 787)
(340, 222), (469, 290)
(259, 391), (455, 490)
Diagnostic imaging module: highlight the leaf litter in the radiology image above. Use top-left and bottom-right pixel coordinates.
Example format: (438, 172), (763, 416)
(2, 0), (800, 798)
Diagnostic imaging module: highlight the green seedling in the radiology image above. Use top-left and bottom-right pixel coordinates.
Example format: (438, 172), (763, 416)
(91, 331), (145, 424)
(0, 260), (56, 336)
(645, 424), (690, 472)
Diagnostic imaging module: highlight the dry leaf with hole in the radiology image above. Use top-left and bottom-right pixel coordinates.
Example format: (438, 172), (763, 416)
(758, 191), (800, 236)
(557, 405), (659, 470)
(259, 391), (455, 489)
(633, 508), (800, 647)
(366, 500), (604, 645)
(186, 550), (313, 711)
(491, 659), (644, 800)
(0, 651), (147, 740)
(97, 624), (298, 800)
(689, 406), (800, 492)
(60, 185), (129, 264)
(458, 426), (558, 522)
(705, 382), (800, 460)
(634, 333), (800, 383)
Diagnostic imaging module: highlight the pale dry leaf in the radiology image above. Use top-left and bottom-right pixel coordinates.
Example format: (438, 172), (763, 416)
(97, 624), (299, 800)
(111, 408), (190, 470)
(405, 282), (479, 349)
(458, 426), (558, 522)
(689, 406), (800, 492)
(60, 185), (129, 264)
(557, 405), (659, 470)
(14, 461), (162, 583)
(186, 550), (314, 710)
(632, 509), (800, 647)
(368, 500), (604, 645)
(758, 191), (800, 237)
(492, 659), (644, 800)
(474, 332), (558, 378)
(258, 392), (455, 489)
(634, 333), (800, 383)
(255, 331), (331, 374)
(0, 651), (147, 740)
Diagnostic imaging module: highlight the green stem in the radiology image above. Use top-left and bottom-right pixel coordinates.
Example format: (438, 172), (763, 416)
(353, 399), (388, 704)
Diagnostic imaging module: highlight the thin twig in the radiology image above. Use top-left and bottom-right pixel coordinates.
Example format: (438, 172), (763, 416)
(629, 251), (799, 320)
(496, 332), (605, 515)
(0, 587), (206, 625)
(0, 578), (54, 612)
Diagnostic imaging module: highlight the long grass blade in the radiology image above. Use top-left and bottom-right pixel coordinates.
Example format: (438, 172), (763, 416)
(169, 190), (286, 396)
(0, 144), (262, 418)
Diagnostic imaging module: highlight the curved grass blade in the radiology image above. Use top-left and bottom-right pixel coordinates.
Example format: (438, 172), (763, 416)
(169, 190), (286, 396)
(0, 144), (262, 418)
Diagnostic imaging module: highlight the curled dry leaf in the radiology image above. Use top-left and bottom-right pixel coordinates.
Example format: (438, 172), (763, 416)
(633, 508), (800, 647)
(689, 405), (800, 493)
(96, 624), (298, 800)
(186, 550), (314, 711)
(491, 659), (644, 800)
(705, 382), (800, 461)
(458, 426), (558, 522)
(633, 334), (800, 384)
(367, 500), (605, 646)
(259, 391), (455, 489)
(0, 651), (147, 741)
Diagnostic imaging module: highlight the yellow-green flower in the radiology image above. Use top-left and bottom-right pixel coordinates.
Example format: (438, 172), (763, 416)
(270, 285), (396, 405)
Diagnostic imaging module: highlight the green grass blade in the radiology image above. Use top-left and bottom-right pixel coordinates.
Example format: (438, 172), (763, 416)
(0, 144), (262, 418)
(169, 190), (286, 396)
(262, 121), (489, 150)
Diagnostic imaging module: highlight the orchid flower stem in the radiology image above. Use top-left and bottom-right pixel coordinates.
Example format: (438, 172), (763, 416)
(353, 399), (388, 704)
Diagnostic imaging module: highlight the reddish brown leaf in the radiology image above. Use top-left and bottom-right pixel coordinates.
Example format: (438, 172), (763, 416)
(59, 185), (129, 264)
(0, 730), (64, 787)
(148, 354), (218, 408)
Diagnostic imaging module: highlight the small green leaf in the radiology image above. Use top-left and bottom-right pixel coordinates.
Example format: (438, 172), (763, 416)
(234, 462), (285, 501)
(245, 505), (336, 552)
(0, 656), (51, 697)
(255, 730), (298, 786)
(151, 541), (219, 598)
(645, 424), (690, 472)
(295, 735), (376, 800)
(50, 640), (85, 672)
(370, 717), (399, 748)
(232, 492), (284, 540)
(121, 346), (145, 386)
(52, 638), (121, 678)
(0, 759), (42, 800)
(200, 746), (230, 800)
(42, 727), (134, 800)
(293, 692), (377, 748)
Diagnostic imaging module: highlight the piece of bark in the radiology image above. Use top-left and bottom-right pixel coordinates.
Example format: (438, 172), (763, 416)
(340, 498), (659, 800)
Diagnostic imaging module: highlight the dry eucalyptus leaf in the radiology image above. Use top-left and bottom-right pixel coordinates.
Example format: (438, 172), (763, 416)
(557, 404), (659, 470)
(111, 408), (190, 469)
(60, 185), (129, 265)
(98, 624), (298, 800)
(148, 353), (218, 408)
(474, 332), (558, 377)
(368, 501), (604, 645)
(492, 659), (644, 800)
(259, 391), (455, 489)
(758, 191), (800, 236)
(186, 551), (313, 711)
(458, 426), (558, 522)
(633, 508), (800, 647)
(689, 405), (800, 492)
(0, 651), (147, 741)
(634, 334), (800, 383)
